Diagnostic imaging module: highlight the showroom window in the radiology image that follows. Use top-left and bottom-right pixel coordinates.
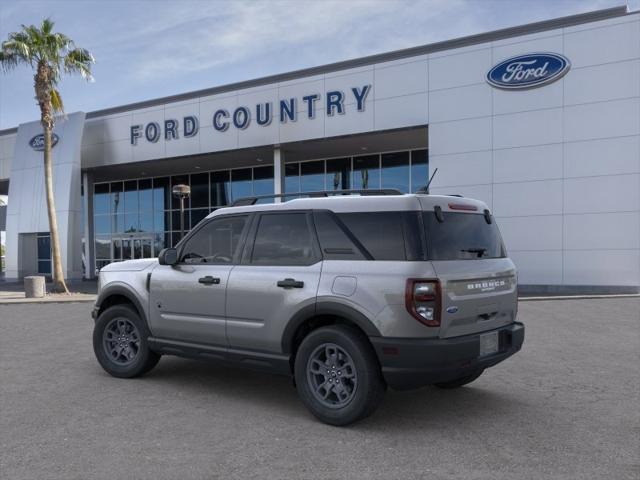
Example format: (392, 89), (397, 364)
(285, 149), (428, 194)
(93, 165), (275, 271)
(92, 148), (427, 272)
(37, 232), (52, 275)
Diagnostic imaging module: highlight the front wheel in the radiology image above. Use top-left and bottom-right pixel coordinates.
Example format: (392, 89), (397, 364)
(294, 325), (386, 426)
(93, 304), (160, 378)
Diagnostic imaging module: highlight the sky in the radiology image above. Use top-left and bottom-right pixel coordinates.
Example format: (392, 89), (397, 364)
(0, 0), (635, 130)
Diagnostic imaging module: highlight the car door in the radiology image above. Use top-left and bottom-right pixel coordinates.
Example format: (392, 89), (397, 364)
(148, 214), (250, 346)
(226, 211), (322, 353)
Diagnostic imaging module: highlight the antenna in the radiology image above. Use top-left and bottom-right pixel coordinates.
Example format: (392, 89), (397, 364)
(424, 167), (438, 193)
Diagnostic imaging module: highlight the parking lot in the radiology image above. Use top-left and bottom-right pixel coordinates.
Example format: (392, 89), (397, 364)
(0, 297), (638, 479)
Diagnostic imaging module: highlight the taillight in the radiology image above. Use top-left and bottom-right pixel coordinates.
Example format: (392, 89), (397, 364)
(448, 203), (478, 211)
(405, 279), (441, 327)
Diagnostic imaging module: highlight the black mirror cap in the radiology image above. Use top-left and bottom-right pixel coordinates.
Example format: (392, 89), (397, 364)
(484, 209), (493, 224)
(158, 248), (178, 265)
(434, 205), (445, 223)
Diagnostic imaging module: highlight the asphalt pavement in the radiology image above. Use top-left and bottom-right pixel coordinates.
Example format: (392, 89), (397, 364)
(0, 298), (638, 479)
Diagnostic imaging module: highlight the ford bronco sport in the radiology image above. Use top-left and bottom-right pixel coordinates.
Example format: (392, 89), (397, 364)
(92, 190), (524, 426)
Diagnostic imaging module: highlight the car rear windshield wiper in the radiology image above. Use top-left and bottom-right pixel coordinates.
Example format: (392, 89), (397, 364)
(460, 248), (487, 258)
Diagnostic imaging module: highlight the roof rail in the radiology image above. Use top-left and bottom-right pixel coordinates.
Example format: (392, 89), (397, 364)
(229, 189), (403, 207)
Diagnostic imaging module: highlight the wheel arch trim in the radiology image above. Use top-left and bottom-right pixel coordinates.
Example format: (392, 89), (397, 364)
(281, 301), (381, 354)
(95, 283), (147, 324)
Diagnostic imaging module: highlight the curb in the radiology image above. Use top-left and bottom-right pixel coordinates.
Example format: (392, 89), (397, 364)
(0, 296), (96, 305)
(519, 294), (640, 302)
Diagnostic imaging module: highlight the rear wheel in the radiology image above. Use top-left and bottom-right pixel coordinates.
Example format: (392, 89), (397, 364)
(93, 304), (160, 378)
(434, 369), (484, 389)
(294, 325), (385, 426)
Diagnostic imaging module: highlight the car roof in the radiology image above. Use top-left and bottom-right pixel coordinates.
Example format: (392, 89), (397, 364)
(206, 194), (489, 218)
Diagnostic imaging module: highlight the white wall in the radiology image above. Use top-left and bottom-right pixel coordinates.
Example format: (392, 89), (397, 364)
(4, 113), (85, 280)
(428, 13), (640, 288)
(80, 58), (429, 168)
(0, 133), (15, 181)
(2, 10), (638, 290)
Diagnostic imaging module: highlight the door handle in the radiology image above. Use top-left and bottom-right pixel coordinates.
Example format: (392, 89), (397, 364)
(198, 276), (220, 285)
(277, 278), (304, 288)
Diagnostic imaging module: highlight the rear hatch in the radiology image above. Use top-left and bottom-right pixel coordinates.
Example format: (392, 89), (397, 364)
(422, 208), (517, 339)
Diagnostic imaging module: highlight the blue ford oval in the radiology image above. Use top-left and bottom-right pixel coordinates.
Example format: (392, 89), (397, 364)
(487, 53), (570, 90)
(29, 133), (59, 151)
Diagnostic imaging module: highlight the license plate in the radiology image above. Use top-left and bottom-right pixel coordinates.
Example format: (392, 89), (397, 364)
(479, 331), (499, 357)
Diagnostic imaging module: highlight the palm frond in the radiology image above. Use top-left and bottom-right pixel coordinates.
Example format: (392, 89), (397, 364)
(50, 88), (64, 114)
(2, 18), (95, 117)
(41, 18), (54, 36)
(2, 35), (33, 62)
(0, 50), (19, 70)
(21, 24), (43, 56)
(64, 47), (94, 81)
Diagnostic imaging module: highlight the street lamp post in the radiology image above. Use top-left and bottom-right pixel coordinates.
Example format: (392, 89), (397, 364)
(172, 184), (191, 240)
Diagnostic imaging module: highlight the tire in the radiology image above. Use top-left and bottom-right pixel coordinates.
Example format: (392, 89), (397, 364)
(434, 369), (484, 389)
(294, 325), (386, 426)
(93, 304), (160, 378)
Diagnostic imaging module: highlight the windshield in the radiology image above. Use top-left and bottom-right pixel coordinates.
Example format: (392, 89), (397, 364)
(423, 212), (506, 260)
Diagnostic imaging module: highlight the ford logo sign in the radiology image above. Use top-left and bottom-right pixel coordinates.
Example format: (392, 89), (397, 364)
(487, 53), (570, 90)
(446, 306), (459, 314)
(29, 133), (59, 151)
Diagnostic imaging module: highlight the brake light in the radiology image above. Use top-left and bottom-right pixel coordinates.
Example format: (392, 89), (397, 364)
(405, 279), (441, 327)
(448, 203), (477, 211)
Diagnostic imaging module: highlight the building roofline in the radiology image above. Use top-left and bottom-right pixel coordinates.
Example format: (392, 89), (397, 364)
(0, 5), (631, 136)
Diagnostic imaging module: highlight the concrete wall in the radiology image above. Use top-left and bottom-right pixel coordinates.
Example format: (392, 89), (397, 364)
(0, 133), (15, 181)
(427, 14), (640, 289)
(1, 10), (638, 290)
(60, 11), (640, 290)
(4, 113), (85, 280)
(80, 60), (430, 168)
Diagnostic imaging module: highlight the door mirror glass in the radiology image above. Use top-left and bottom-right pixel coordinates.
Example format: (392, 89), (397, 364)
(158, 248), (178, 265)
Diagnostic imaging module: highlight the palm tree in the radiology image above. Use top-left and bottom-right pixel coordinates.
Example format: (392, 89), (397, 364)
(0, 19), (94, 293)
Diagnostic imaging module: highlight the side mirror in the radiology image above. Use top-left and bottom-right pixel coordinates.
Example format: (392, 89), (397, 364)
(158, 248), (178, 266)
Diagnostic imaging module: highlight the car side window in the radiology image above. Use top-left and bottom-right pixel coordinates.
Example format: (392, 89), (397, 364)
(251, 213), (317, 266)
(336, 212), (407, 260)
(313, 211), (367, 260)
(180, 215), (248, 264)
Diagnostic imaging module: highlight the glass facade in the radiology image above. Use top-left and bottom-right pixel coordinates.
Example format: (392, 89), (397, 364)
(92, 149), (427, 271)
(285, 149), (428, 194)
(37, 232), (51, 275)
(93, 166), (275, 271)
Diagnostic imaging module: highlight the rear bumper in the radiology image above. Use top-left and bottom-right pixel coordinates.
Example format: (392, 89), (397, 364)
(370, 322), (524, 390)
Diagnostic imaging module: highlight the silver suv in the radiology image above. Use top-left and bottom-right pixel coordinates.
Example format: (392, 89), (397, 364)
(92, 190), (524, 425)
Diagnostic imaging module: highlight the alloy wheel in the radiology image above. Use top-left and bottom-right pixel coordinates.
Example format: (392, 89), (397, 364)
(306, 343), (358, 409)
(102, 317), (141, 366)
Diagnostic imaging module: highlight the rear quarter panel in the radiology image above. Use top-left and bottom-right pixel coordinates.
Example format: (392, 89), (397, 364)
(318, 260), (442, 338)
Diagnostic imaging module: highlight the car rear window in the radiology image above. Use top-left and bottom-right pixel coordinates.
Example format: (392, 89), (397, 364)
(423, 212), (506, 260)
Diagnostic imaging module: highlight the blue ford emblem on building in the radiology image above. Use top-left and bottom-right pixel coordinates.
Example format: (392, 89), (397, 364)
(487, 53), (570, 90)
(29, 133), (59, 151)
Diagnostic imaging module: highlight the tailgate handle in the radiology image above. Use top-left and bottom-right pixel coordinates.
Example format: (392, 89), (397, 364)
(479, 311), (498, 321)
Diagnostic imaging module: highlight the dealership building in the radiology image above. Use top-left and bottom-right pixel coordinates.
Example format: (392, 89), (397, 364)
(0, 6), (638, 293)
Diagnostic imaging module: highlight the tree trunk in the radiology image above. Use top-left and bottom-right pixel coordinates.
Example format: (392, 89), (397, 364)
(35, 63), (68, 294)
(43, 123), (68, 293)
